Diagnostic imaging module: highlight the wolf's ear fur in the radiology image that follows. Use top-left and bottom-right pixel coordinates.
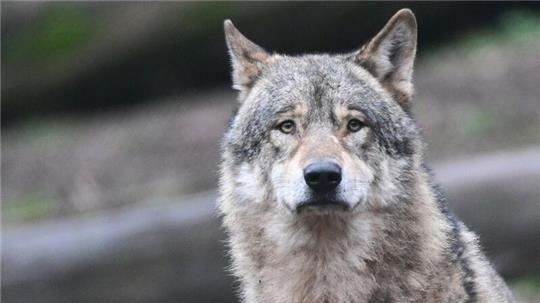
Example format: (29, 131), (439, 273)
(224, 20), (270, 100)
(356, 9), (417, 106)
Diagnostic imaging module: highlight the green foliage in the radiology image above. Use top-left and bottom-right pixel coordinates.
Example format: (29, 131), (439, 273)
(3, 191), (57, 223)
(4, 6), (98, 65)
(511, 274), (540, 293)
(426, 9), (540, 58)
(499, 10), (540, 42)
(23, 118), (76, 149)
(464, 10), (540, 50)
(462, 108), (497, 137)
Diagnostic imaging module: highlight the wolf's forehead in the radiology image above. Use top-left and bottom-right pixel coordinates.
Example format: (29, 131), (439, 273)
(258, 55), (382, 113)
(265, 56), (355, 90)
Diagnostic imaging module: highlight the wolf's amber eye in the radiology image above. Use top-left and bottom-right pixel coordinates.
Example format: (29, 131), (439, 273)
(277, 120), (296, 134)
(347, 119), (364, 132)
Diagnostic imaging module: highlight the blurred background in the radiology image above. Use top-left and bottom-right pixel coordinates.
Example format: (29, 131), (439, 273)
(2, 2), (540, 303)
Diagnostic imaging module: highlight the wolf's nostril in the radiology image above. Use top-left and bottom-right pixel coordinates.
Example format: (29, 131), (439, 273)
(327, 172), (341, 182)
(305, 176), (317, 183)
(303, 161), (342, 193)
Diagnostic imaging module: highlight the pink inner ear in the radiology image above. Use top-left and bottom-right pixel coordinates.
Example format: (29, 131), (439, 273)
(251, 51), (270, 62)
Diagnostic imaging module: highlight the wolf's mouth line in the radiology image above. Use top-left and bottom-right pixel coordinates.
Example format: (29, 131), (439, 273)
(295, 199), (350, 212)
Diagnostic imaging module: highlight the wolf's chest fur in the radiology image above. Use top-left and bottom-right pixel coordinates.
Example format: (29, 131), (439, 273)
(219, 8), (515, 303)
(226, 181), (469, 303)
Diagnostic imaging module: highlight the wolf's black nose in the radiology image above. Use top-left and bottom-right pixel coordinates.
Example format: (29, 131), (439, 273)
(304, 161), (342, 193)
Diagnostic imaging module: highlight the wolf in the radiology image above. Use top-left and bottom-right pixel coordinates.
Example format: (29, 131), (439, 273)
(218, 9), (515, 303)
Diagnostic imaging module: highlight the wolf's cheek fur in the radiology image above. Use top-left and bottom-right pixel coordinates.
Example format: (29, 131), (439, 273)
(234, 163), (268, 205)
(340, 129), (415, 210)
(338, 148), (375, 209)
(270, 160), (308, 212)
(365, 156), (413, 209)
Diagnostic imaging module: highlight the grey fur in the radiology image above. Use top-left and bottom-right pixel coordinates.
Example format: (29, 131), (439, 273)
(219, 9), (515, 303)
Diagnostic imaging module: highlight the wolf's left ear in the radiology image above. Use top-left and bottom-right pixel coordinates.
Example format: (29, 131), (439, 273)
(355, 9), (417, 106)
(224, 20), (270, 100)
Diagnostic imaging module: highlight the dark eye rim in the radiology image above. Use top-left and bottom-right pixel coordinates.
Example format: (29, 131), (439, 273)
(277, 120), (296, 134)
(347, 118), (365, 132)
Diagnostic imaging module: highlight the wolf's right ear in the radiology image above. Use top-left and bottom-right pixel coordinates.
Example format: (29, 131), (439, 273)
(224, 20), (270, 100)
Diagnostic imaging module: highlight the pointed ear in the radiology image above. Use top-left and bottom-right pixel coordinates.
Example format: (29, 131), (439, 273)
(355, 9), (417, 106)
(224, 20), (270, 99)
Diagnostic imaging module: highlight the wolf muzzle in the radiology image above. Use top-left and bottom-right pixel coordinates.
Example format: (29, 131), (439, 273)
(299, 161), (348, 210)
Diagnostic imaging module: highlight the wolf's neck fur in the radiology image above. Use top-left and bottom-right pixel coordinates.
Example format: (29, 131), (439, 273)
(224, 171), (469, 303)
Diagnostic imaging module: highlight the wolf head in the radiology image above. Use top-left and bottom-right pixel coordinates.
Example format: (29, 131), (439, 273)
(221, 9), (422, 216)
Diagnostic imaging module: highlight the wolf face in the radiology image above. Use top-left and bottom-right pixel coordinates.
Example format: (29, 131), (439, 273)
(222, 10), (420, 215)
